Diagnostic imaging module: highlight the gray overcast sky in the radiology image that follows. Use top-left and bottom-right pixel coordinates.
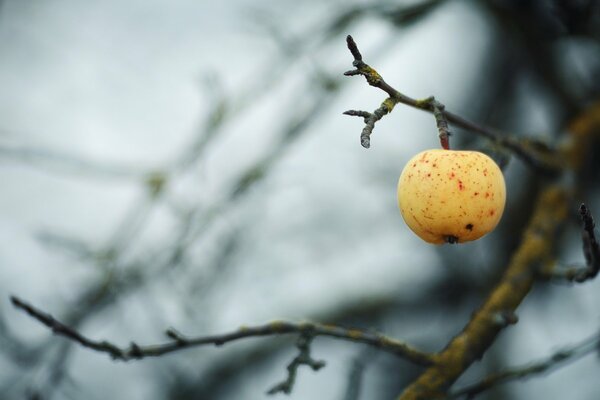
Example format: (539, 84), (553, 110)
(1, 1), (598, 399)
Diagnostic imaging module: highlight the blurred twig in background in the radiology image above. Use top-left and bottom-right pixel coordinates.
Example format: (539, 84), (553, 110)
(3, 0), (600, 399)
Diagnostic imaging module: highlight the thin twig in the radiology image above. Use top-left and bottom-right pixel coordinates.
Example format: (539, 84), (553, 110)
(343, 100), (396, 149)
(10, 297), (125, 359)
(267, 333), (326, 395)
(10, 296), (434, 366)
(343, 35), (562, 175)
(449, 332), (600, 399)
(542, 203), (600, 282)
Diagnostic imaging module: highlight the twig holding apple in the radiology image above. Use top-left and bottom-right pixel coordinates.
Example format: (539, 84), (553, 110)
(343, 35), (563, 175)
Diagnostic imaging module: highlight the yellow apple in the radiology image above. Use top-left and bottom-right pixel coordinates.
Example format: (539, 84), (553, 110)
(397, 149), (506, 244)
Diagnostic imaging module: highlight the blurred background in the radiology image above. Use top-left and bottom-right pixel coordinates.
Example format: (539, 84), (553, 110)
(1, 0), (600, 399)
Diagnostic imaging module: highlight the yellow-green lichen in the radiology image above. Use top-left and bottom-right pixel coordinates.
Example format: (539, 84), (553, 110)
(268, 321), (287, 332)
(347, 329), (363, 340)
(382, 97), (398, 113)
(397, 185), (569, 400)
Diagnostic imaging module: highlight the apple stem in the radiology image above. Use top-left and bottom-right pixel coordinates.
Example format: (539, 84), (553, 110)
(428, 97), (451, 150)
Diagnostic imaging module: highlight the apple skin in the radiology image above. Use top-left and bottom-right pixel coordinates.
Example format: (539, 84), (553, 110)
(397, 149), (506, 244)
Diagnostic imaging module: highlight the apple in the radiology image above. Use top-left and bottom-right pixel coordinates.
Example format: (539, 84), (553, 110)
(397, 149), (506, 244)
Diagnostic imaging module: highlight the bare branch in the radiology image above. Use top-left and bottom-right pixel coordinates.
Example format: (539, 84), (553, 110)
(449, 332), (600, 399)
(10, 296), (434, 366)
(542, 203), (600, 282)
(343, 35), (562, 175)
(343, 99), (396, 149)
(398, 185), (570, 399)
(10, 296), (124, 359)
(267, 333), (325, 395)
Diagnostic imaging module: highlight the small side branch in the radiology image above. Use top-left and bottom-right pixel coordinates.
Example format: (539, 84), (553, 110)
(542, 203), (600, 282)
(10, 296), (434, 366)
(267, 333), (325, 395)
(449, 332), (600, 399)
(343, 98), (397, 148)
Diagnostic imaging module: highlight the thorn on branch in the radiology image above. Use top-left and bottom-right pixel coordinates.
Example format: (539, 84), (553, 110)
(267, 333), (326, 395)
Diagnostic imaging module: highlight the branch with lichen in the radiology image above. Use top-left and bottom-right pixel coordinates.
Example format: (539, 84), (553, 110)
(391, 102), (600, 399)
(10, 294), (433, 363)
(343, 35), (562, 174)
(397, 185), (570, 399)
(448, 331), (600, 399)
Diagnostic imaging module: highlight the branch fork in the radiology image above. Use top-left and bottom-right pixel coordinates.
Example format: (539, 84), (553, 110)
(267, 333), (326, 395)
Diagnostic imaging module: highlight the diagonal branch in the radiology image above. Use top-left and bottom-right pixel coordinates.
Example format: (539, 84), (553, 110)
(542, 203), (600, 282)
(397, 185), (570, 399)
(10, 296), (125, 358)
(449, 332), (600, 399)
(10, 296), (434, 366)
(343, 35), (562, 175)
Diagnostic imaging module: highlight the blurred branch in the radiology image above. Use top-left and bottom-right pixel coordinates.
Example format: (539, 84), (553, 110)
(35, 231), (98, 261)
(0, 144), (147, 180)
(542, 203), (600, 282)
(158, 71), (342, 273)
(482, 1), (581, 117)
(10, 296), (435, 365)
(343, 35), (562, 175)
(0, 312), (43, 366)
(166, 272), (479, 398)
(266, 333), (325, 395)
(398, 185), (570, 399)
(449, 331), (600, 399)
(375, 0), (447, 27)
(4, 39), (348, 397)
(341, 347), (376, 400)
